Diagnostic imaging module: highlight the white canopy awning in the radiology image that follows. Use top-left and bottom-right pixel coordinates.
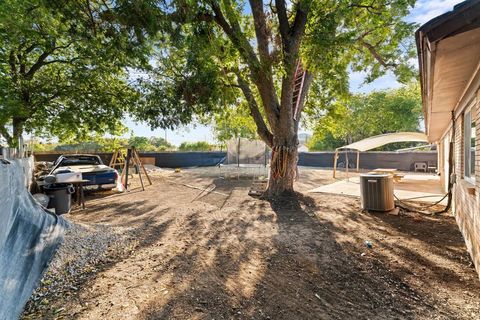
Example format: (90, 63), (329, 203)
(336, 132), (428, 152)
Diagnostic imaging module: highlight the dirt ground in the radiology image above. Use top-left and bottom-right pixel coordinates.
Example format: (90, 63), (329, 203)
(23, 168), (480, 319)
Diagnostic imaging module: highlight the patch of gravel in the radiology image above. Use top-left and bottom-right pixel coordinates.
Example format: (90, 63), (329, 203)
(21, 222), (136, 319)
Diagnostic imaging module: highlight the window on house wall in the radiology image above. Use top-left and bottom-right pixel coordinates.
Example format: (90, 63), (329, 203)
(464, 108), (476, 182)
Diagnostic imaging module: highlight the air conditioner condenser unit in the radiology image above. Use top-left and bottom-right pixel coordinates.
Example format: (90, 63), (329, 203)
(360, 174), (395, 211)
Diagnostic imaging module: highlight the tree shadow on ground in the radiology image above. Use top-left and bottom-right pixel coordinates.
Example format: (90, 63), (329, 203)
(189, 177), (254, 209)
(361, 211), (478, 289)
(44, 174), (479, 320)
(136, 192), (461, 320)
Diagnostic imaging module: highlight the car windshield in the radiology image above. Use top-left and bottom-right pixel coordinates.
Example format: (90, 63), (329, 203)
(58, 156), (101, 166)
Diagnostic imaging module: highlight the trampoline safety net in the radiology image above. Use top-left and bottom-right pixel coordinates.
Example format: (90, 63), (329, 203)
(226, 137), (268, 165)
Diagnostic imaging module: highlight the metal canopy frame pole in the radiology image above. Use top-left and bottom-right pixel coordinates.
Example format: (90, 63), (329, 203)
(237, 137), (240, 180)
(356, 150), (360, 172)
(346, 149), (349, 179)
(333, 149), (339, 178)
(237, 137), (240, 168)
(124, 148), (131, 191)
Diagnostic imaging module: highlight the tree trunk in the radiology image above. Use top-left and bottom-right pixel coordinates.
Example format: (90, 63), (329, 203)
(211, 1), (311, 197)
(9, 117), (25, 148)
(266, 133), (298, 196)
(263, 72), (312, 197)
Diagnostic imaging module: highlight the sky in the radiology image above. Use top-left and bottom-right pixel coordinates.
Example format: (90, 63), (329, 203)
(125, 0), (462, 146)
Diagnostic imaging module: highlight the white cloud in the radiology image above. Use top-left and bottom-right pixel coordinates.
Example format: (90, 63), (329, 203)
(407, 0), (461, 24)
(349, 71), (402, 93)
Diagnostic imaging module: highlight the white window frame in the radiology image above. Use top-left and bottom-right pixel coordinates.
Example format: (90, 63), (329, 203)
(464, 105), (476, 184)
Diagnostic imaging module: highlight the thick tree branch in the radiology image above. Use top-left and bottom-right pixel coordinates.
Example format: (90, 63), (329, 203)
(12, 117), (26, 145)
(236, 72), (273, 147)
(247, 0), (283, 125)
(275, 0), (290, 45)
(8, 51), (18, 83)
(24, 41), (75, 80)
(249, 0), (270, 61)
(358, 39), (397, 68)
(24, 50), (52, 79)
(289, 2), (310, 59)
(210, 1), (280, 126)
(24, 43), (38, 54)
(276, 2), (310, 136)
(17, 52), (26, 75)
(209, 1), (259, 70)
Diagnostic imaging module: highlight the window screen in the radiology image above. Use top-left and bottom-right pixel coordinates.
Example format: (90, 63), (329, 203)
(464, 109), (476, 181)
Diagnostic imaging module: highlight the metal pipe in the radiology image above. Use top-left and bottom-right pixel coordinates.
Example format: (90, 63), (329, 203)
(124, 148), (131, 191)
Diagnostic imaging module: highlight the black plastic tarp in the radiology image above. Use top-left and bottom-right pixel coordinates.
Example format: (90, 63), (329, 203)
(34, 151), (228, 169)
(35, 151), (437, 171)
(139, 151), (226, 168)
(0, 160), (67, 319)
(298, 151), (437, 171)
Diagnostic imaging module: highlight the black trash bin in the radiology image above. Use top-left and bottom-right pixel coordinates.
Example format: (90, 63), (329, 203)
(44, 183), (75, 215)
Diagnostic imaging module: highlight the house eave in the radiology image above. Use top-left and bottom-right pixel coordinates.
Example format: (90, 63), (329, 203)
(416, 0), (480, 143)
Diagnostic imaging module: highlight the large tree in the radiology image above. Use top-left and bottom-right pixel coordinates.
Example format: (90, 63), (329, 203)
(133, 0), (417, 196)
(0, 0), (150, 147)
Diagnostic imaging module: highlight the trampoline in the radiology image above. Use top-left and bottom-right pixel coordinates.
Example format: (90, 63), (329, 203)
(219, 138), (269, 180)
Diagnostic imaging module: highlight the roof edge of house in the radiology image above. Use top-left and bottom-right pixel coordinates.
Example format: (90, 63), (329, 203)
(416, 0), (480, 140)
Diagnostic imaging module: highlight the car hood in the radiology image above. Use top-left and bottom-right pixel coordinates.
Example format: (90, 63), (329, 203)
(55, 164), (114, 173)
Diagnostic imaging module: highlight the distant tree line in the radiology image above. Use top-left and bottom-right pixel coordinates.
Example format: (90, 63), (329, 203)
(307, 84), (423, 151)
(32, 136), (219, 152)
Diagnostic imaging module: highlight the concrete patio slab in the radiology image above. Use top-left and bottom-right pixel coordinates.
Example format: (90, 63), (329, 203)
(308, 173), (447, 205)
